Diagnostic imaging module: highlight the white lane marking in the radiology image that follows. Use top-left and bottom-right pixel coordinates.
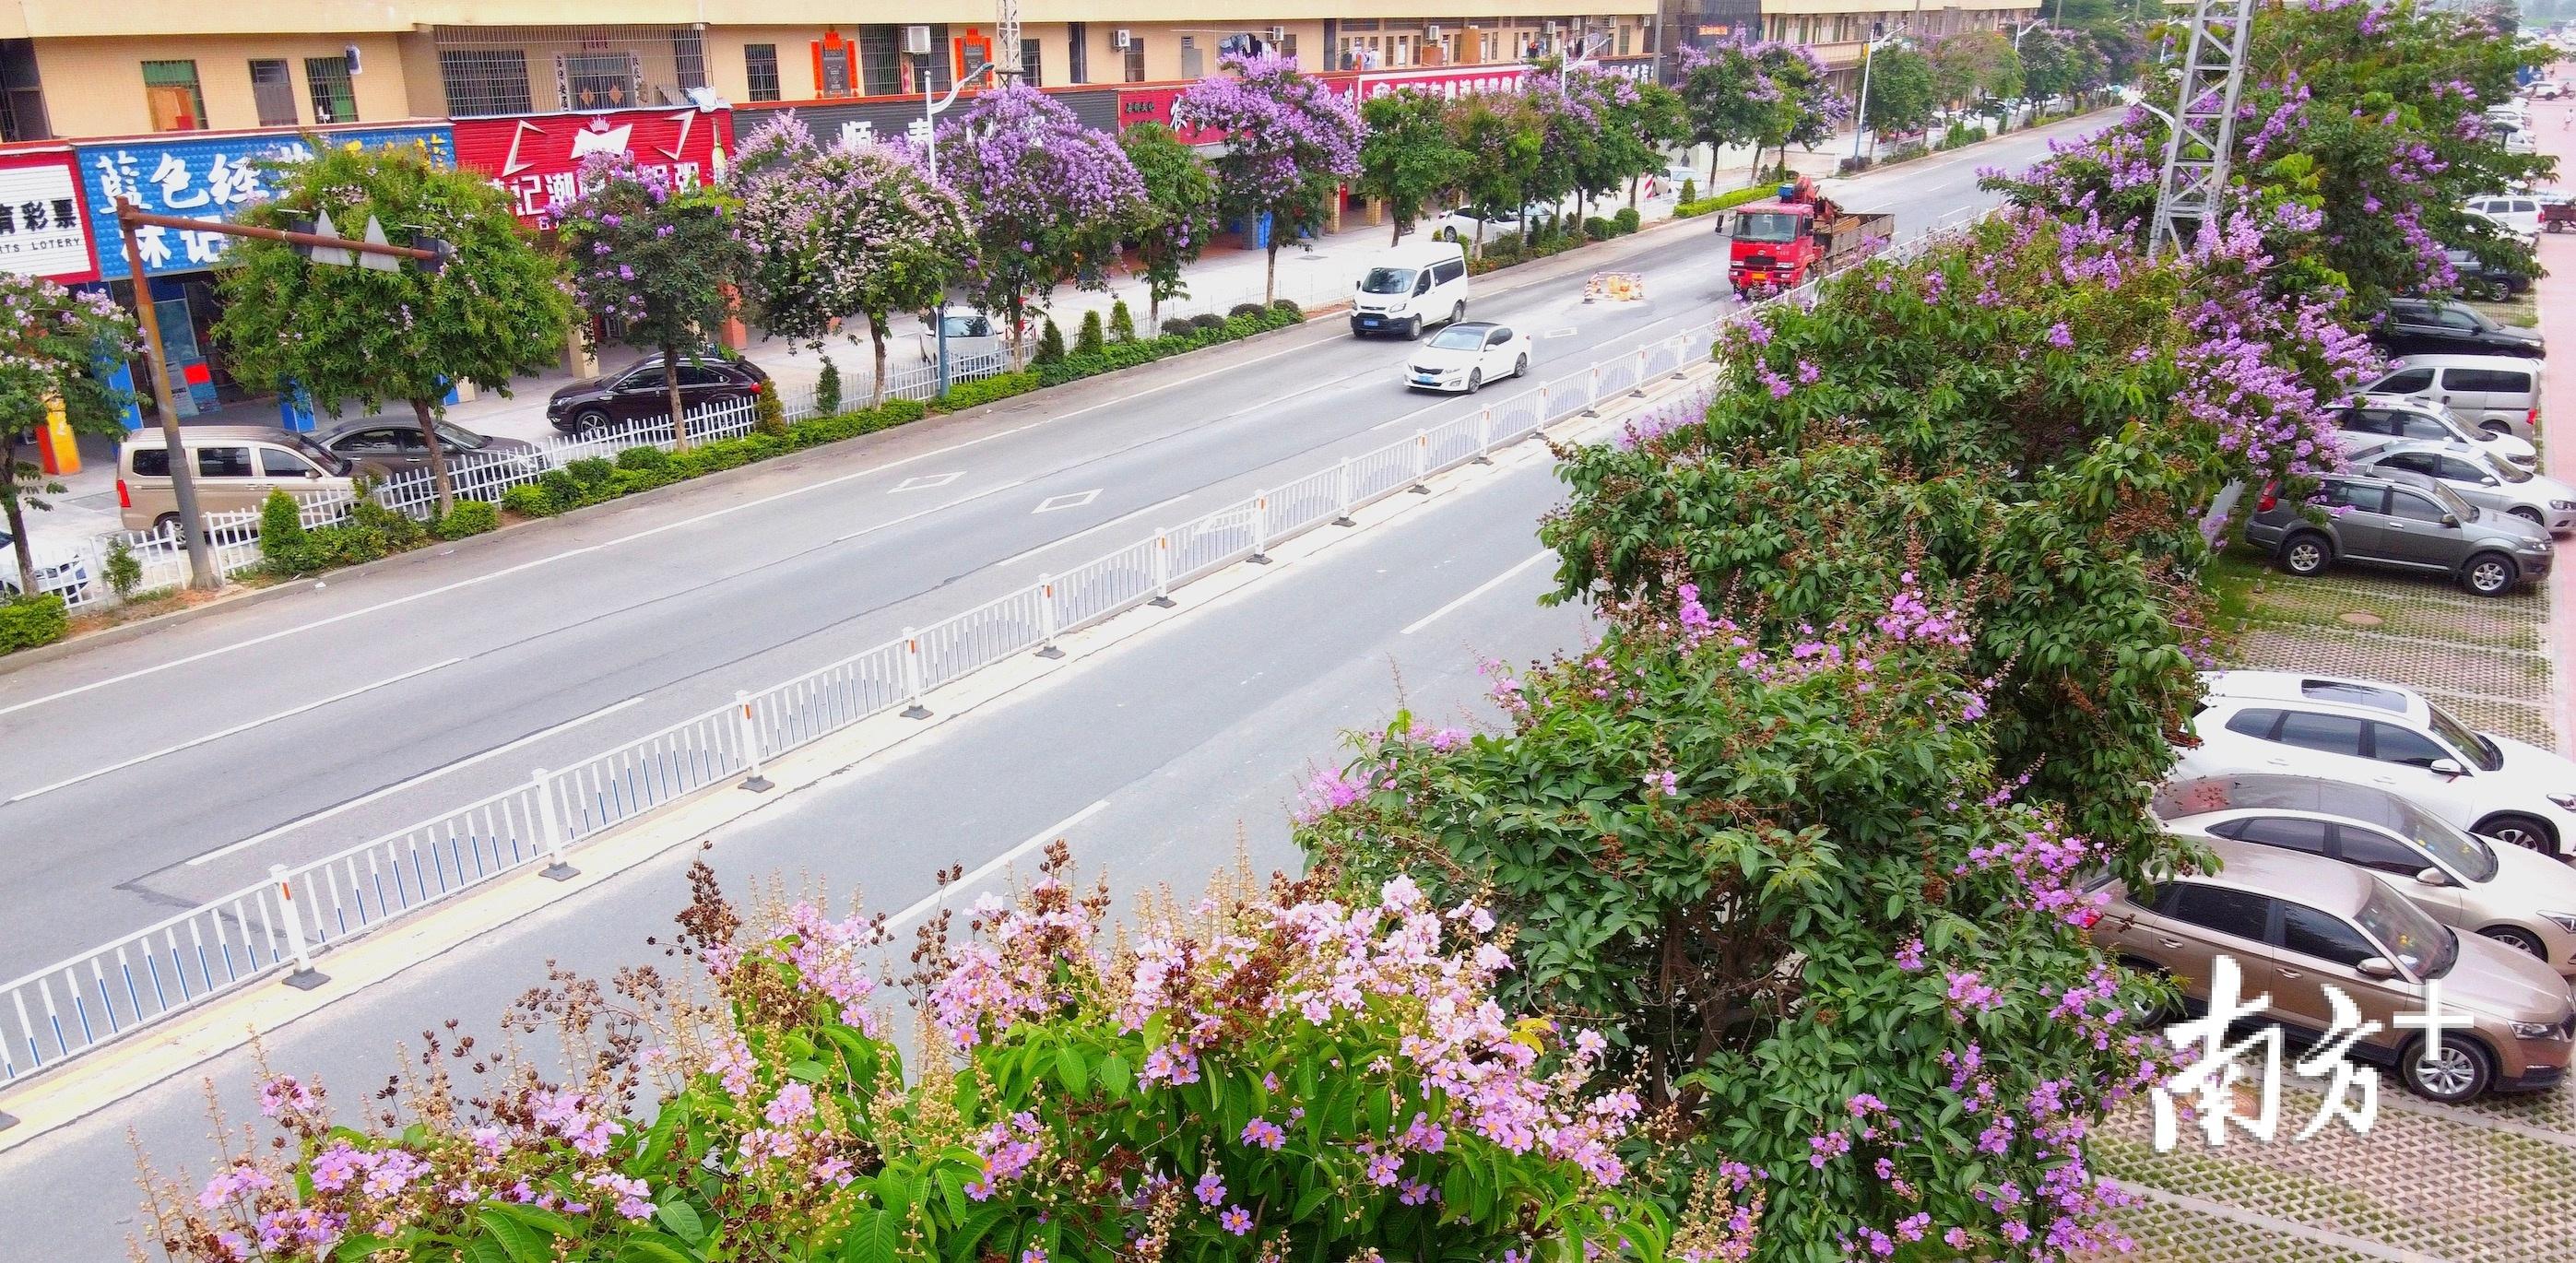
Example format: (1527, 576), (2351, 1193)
(6, 657), (464, 805)
(891, 472), (963, 492)
(1033, 489), (1103, 513)
(1400, 550), (1553, 636)
(883, 798), (1111, 930)
(986, 495), (1190, 572)
(185, 694), (650, 866)
(0, 424), (1056, 720)
(1543, 326), (1580, 337)
(831, 479), (1026, 544)
(1369, 398), (1460, 431)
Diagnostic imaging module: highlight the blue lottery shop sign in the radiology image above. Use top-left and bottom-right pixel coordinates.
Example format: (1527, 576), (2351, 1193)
(75, 124), (455, 281)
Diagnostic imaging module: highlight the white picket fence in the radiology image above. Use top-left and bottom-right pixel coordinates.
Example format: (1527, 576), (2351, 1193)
(0, 213), (1995, 1092)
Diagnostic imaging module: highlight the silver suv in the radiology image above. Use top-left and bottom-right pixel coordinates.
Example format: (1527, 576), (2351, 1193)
(2243, 471), (2553, 596)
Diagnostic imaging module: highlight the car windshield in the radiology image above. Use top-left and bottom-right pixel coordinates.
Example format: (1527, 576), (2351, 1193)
(2424, 479), (2479, 521)
(2389, 799), (2499, 883)
(2485, 454), (2532, 483)
(2354, 883), (2456, 977)
(2425, 702), (2504, 771)
(1428, 326), (1486, 350)
(1732, 211), (1803, 242)
(290, 435), (351, 476)
(433, 422), (489, 452)
(1360, 267), (1417, 295)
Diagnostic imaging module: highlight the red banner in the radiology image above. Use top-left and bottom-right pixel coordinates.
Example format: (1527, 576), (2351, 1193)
(1352, 65), (1534, 101)
(450, 108), (734, 225)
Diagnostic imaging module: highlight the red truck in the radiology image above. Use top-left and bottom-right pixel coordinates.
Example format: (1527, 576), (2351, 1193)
(1723, 177), (1896, 298)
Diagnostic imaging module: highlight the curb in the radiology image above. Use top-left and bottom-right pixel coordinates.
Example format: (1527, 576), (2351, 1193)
(0, 360), (1719, 1151)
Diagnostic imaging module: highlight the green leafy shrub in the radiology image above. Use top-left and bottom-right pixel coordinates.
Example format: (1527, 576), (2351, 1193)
(103, 537), (142, 600)
(0, 594), (67, 653)
(1673, 184), (1774, 219)
(258, 490), (310, 566)
(753, 383), (788, 435)
(500, 482), (558, 518)
(1108, 298), (1136, 341)
(537, 468), (584, 511)
(1160, 316), (1194, 336)
(615, 444), (673, 474)
(1678, 177), (1698, 203)
(1075, 310), (1105, 357)
(1188, 313), (1223, 333)
(1034, 317), (1066, 364)
(934, 370), (1042, 411)
(1613, 207), (1640, 235)
(1226, 301), (1266, 320)
(146, 855), (1713, 1263)
(562, 458), (618, 505)
(1269, 298), (1303, 320)
(433, 500), (500, 539)
(814, 355), (842, 417)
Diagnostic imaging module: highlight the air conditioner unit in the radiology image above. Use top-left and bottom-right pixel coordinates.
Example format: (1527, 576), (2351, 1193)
(903, 25), (933, 56)
(1425, 25), (1443, 41)
(1268, 25), (1285, 42)
(1114, 29), (1133, 51)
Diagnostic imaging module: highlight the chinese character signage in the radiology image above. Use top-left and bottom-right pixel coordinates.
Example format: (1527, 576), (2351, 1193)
(451, 108), (734, 227)
(75, 124), (456, 281)
(0, 148), (98, 283)
(730, 88), (1120, 159)
(1353, 65), (1534, 101)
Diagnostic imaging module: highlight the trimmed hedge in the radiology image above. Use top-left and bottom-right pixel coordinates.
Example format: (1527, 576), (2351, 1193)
(0, 593), (67, 653)
(1673, 183), (1777, 220)
(1034, 302), (1304, 387)
(434, 501), (501, 540)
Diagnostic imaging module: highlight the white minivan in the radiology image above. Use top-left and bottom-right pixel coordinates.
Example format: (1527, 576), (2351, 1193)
(2362, 355), (2545, 443)
(1350, 241), (1470, 339)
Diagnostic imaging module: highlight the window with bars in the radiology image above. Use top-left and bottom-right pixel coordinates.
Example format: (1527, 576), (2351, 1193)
(671, 28), (708, 90)
(0, 39), (48, 142)
(857, 26), (949, 96)
(142, 59), (207, 131)
(305, 55), (357, 124)
(1124, 37), (1146, 83)
(1019, 38), (1042, 87)
(744, 43), (781, 100)
(250, 59), (298, 126)
(562, 52), (641, 110)
(440, 50), (533, 115)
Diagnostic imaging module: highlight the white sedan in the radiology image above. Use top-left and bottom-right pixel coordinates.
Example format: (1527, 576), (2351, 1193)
(1404, 322), (1531, 394)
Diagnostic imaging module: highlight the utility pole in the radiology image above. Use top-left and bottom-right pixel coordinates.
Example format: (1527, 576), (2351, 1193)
(995, 0), (1023, 81)
(113, 202), (441, 590)
(2147, 0), (2256, 257)
(1852, 24), (1908, 162)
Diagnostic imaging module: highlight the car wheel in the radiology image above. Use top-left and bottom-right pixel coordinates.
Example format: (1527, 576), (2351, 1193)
(571, 407), (611, 435)
(2479, 925), (2551, 958)
(2461, 551), (2518, 596)
(1514, 354), (1529, 379)
(2510, 506), (2546, 527)
(1449, 301), (1465, 328)
(2476, 812), (2558, 855)
(1404, 317), (1423, 341)
(1466, 370), (1483, 394)
(2400, 1033), (2494, 1104)
(152, 512), (183, 540)
(2277, 533), (2332, 577)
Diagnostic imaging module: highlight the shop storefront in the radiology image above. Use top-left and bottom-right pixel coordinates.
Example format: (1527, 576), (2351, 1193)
(449, 106), (734, 229)
(71, 122), (455, 428)
(1, 145), (105, 474)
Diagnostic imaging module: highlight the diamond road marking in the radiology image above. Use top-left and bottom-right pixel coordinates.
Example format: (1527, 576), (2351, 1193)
(891, 473), (963, 493)
(1032, 490), (1103, 513)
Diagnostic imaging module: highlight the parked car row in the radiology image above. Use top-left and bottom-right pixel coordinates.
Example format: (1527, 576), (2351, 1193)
(2094, 670), (2576, 1103)
(113, 419), (543, 536)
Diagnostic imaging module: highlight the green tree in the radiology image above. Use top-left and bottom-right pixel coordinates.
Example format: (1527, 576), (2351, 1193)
(0, 276), (136, 595)
(1117, 122), (1222, 328)
(1860, 44), (1939, 141)
(732, 116), (972, 407)
(1356, 88), (1468, 244)
(1177, 54), (1365, 303)
(214, 143), (570, 514)
(552, 156), (750, 450)
(1931, 30), (2023, 110)
(1444, 93), (1540, 254)
(1675, 41), (1774, 183)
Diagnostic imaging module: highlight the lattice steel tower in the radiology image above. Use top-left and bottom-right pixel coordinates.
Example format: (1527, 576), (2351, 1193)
(996, 0), (1025, 79)
(2147, 0), (2258, 257)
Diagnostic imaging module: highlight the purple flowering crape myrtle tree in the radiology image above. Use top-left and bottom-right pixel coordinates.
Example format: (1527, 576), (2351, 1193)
(939, 84), (1145, 366)
(139, 848), (1748, 1261)
(1983, 0), (2552, 308)
(0, 275), (136, 595)
(1675, 40), (1846, 185)
(733, 114), (974, 408)
(1177, 54), (1363, 305)
(551, 155), (750, 450)
(212, 143), (571, 515)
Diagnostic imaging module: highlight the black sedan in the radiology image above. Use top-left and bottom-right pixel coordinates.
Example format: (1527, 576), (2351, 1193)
(545, 353), (772, 435)
(317, 419), (546, 475)
(2370, 298), (2544, 360)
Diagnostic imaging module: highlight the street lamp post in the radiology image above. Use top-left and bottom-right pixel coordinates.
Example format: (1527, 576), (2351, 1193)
(922, 56), (999, 395)
(1851, 24), (1908, 163)
(2013, 22), (2050, 128)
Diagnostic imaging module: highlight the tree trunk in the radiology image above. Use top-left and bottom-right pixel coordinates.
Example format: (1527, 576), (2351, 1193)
(408, 398), (456, 519)
(663, 348), (691, 451)
(1707, 149), (1720, 185)
(1389, 217), (1404, 245)
(2, 431), (35, 599)
(1264, 239), (1280, 306)
(1149, 292), (1161, 330)
(869, 317), (891, 408)
(1626, 175), (1639, 209)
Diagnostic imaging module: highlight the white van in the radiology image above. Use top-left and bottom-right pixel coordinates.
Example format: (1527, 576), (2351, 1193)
(2363, 354), (2545, 443)
(1350, 241), (1470, 339)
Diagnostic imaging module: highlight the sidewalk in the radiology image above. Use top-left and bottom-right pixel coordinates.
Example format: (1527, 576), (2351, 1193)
(2533, 89), (2576, 756)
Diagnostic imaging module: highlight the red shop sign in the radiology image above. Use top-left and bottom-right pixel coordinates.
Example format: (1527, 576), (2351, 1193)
(1352, 65), (1533, 100)
(450, 108), (734, 225)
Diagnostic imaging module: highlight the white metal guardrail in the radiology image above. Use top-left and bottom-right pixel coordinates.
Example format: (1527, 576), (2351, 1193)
(0, 217), (1990, 1091)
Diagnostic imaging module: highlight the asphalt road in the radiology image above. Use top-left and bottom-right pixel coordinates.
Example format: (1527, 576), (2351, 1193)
(0, 120), (2093, 986)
